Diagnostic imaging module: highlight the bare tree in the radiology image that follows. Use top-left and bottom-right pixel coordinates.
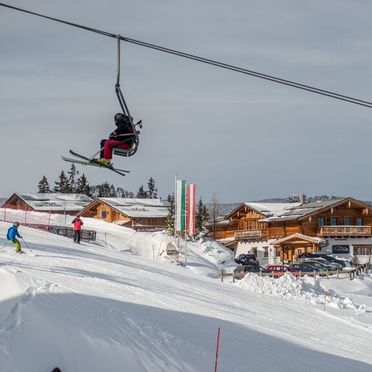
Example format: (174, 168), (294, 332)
(209, 192), (219, 239)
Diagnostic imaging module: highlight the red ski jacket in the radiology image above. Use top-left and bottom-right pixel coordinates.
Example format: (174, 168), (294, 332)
(72, 218), (83, 231)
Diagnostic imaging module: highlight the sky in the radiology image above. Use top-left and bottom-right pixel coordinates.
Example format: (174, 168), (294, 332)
(0, 212), (372, 371)
(1, 0), (372, 203)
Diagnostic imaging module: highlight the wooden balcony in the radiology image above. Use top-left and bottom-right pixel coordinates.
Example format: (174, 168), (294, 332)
(234, 229), (267, 240)
(320, 225), (371, 237)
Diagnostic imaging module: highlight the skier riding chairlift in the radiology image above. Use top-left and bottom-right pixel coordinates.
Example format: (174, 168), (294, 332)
(94, 35), (141, 166)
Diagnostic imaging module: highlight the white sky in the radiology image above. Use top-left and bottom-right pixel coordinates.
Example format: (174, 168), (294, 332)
(1, 0), (372, 202)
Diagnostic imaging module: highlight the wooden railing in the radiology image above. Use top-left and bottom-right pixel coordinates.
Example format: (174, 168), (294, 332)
(320, 225), (371, 237)
(234, 229), (266, 240)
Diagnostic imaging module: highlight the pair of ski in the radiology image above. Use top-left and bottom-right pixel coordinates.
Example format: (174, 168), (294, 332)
(61, 150), (130, 176)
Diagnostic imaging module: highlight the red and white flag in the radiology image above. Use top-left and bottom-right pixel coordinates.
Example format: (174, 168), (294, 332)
(186, 183), (196, 236)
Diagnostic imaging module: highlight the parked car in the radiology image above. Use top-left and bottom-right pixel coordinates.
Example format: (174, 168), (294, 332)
(300, 259), (340, 271)
(288, 263), (317, 275)
(299, 261), (336, 276)
(297, 252), (346, 268)
(234, 254), (259, 266)
(233, 265), (269, 279)
(304, 257), (343, 270)
(265, 264), (290, 278)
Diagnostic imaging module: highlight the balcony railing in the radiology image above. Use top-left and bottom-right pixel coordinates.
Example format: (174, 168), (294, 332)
(234, 229), (266, 240)
(320, 225), (371, 237)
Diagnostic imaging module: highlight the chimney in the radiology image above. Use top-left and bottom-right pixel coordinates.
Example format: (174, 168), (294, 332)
(299, 193), (306, 205)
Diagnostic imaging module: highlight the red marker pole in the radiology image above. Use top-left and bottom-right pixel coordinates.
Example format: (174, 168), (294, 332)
(214, 327), (221, 372)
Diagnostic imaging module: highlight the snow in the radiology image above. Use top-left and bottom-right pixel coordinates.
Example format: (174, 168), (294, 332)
(0, 214), (372, 371)
(245, 202), (300, 216)
(236, 273), (356, 309)
(98, 197), (170, 218)
(2, 193), (93, 212)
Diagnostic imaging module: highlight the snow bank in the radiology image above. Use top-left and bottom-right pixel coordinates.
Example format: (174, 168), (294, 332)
(196, 238), (234, 266)
(235, 273), (356, 309)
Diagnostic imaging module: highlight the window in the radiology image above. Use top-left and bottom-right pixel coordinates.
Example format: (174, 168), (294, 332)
(276, 249), (281, 257)
(101, 211), (107, 219)
(330, 217), (338, 226)
(355, 217), (363, 226)
(318, 217), (325, 227)
(354, 246), (372, 255)
(343, 217), (351, 225)
(263, 247), (269, 258)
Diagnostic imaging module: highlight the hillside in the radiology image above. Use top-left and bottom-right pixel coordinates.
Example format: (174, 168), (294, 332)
(0, 217), (371, 371)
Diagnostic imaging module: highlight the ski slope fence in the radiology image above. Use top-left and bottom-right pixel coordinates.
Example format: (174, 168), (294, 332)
(0, 208), (96, 242)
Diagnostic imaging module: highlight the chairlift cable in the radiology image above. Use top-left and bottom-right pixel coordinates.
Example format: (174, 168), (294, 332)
(1, 2), (372, 109)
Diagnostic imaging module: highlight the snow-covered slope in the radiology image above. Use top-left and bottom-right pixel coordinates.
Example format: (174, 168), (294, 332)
(0, 219), (372, 372)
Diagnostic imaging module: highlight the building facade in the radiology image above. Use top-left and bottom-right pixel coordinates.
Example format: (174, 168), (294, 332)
(216, 197), (372, 265)
(78, 197), (169, 231)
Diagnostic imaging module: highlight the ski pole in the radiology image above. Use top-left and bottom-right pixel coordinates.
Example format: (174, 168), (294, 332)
(21, 237), (32, 252)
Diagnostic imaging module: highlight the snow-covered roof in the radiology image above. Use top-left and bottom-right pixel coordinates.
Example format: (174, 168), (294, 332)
(99, 198), (170, 218)
(245, 202), (301, 217)
(11, 193), (93, 212)
(225, 201), (300, 220)
(262, 198), (347, 222)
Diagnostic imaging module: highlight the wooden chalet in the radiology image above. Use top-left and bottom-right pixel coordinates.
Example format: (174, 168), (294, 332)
(77, 197), (170, 231)
(1, 193), (93, 215)
(216, 197), (372, 264)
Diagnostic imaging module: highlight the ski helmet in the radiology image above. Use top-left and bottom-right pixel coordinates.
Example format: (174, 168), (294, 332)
(114, 113), (126, 122)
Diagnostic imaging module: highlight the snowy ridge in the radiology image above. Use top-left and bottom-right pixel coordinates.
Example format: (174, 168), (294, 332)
(236, 273), (356, 309)
(0, 219), (372, 371)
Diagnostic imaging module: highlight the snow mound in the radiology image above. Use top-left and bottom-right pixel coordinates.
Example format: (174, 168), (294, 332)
(198, 238), (234, 266)
(236, 273), (356, 309)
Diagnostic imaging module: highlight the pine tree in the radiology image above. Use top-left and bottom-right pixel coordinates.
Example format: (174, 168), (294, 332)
(166, 193), (175, 235)
(196, 198), (210, 235)
(75, 174), (91, 196)
(110, 184), (117, 197)
(98, 182), (112, 197)
(147, 177), (158, 199)
(117, 187), (134, 198)
(54, 171), (70, 193)
(137, 185), (148, 198)
(38, 176), (51, 193)
(67, 164), (78, 193)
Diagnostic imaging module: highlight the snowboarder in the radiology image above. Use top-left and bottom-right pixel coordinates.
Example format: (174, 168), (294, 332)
(6, 222), (23, 253)
(72, 216), (83, 244)
(97, 112), (135, 166)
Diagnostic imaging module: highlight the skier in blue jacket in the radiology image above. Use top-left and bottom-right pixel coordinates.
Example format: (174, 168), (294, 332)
(7, 222), (23, 253)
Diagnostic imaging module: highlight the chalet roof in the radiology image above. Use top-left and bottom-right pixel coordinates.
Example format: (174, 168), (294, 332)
(3, 193), (93, 212)
(273, 233), (324, 245)
(206, 203), (241, 217)
(262, 197), (372, 223)
(98, 198), (170, 218)
(246, 202), (300, 217)
(226, 202), (300, 219)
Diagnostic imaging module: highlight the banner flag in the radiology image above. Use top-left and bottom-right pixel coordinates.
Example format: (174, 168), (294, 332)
(175, 179), (186, 232)
(186, 184), (196, 236)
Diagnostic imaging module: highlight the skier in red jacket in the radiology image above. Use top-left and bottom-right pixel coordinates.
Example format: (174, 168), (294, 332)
(72, 217), (83, 244)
